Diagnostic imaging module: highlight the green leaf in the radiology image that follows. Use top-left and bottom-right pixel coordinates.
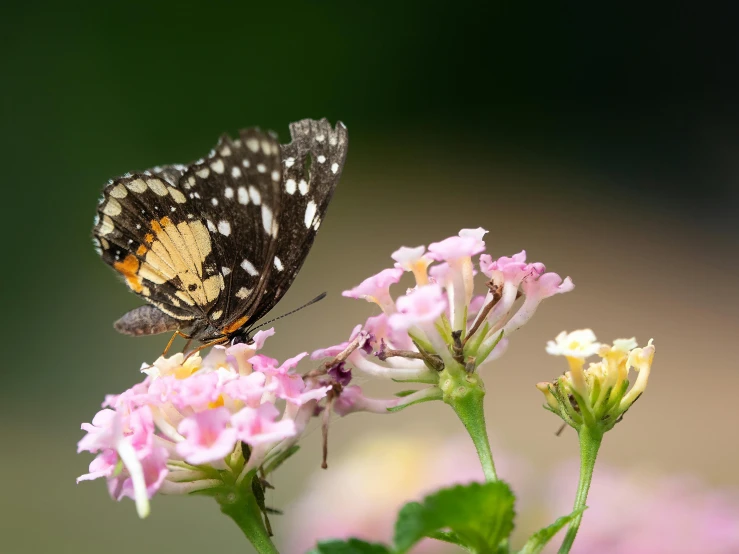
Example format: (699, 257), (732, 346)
(309, 538), (392, 554)
(518, 508), (585, 554)
(393, 481), (516, 553)
(394, 390), (419, 397)
(262, 445), (300, 475)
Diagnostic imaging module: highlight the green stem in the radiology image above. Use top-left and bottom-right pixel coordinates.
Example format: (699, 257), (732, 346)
(447, 380), (497, 482)
(557, 425), (603, 554)
(218, 491), (280, 554)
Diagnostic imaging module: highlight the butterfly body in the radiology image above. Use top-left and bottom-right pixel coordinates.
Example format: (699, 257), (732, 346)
(92, 119), (348, 344)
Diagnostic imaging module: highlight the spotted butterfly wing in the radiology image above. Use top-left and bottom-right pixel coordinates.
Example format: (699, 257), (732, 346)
(92, 118), (348, 343)
(249, 119), (348, 323)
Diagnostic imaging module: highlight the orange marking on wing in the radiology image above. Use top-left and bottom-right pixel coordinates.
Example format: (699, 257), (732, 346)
(144, 233), (154, 244)
(150, 216), (172, 235)
(114, 254), (143, 293)
(136, 245), (147, 256)
(222, 315), (249, 335)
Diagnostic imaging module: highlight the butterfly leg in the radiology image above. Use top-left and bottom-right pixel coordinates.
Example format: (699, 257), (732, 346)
(183, 336), (229, 361)
(162, 330), (192, 357)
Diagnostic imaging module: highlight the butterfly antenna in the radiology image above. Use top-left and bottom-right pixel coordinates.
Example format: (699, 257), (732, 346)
(248, 292), (327, 333)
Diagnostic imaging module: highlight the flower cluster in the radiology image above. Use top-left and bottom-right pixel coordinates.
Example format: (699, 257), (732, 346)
(313, 228), (574, 413)
(537, 329), (655, 433)
(77, 329), (328, 518)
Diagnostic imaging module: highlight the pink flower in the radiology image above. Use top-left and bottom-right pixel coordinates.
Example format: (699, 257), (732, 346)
(392, 246), (432, 285)
(342, 267), (404, 313)
(176, 407), (238, 465)
(77, 409), (119, 453)
(391, 246), (427, 269)
(522, 271), (574, 300)
(222, 371), (270, 408)
(232, 403), (296, 446)
(545, 462), (739, 554)
(116, 446), (169, 502)
(479, 251), (531, 283)
(78, 329), (323, 518)
(333, 386), (439, 416)
(388, 284), (447, 331)
(333, 386), (400, 416)
(77, 449), (119, 482)
(310, 324), (363, 359)
(173, 372), (220, 411)
(337, 228), (573, 381)
(427, 232), (486, 262)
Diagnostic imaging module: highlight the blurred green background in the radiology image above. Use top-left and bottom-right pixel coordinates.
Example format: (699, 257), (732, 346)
(2, 2), (738, 553)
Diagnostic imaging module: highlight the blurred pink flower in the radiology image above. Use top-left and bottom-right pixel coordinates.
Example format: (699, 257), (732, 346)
(284, 433), (739, 553)
(283, 434), (533, 553)
(544, 462), (739, 554)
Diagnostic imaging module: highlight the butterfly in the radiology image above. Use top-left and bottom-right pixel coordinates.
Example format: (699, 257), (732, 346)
(92, 118), (348, 348)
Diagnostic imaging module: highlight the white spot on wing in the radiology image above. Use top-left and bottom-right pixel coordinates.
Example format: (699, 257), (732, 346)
(298, 179), (309, 195)
(231, 166), (242, 178)
(285, 178), (297, 194)
(316, 134), (325, 142)
(211, 309), (223, 320)
(99, 215), (115, 236)
(262, 205), (273, 236)
(316, 155), (326, 164)
(210, 159), (225, 174)
(304, 200), (317, 228)
(211, 198), (219, 206)
(274, 256), (283, 271)
(222, 267), (231, 276)
(236, 287), (251, 299)
(225, 187), (234, 199)
(218, 220), (231, 236)
(271, 170), (280, 182)
(331, 163), (339, 174)
(242, 159), (251, 168)
(256, 163), (266, 173)
(220, 146), (231, 156)
(284, 157), (295, 168)
(125, 179), (147, 193)
(109, 183), (128, 198)
(246, 138), (260, 152)
(103, 198), (121, 216)
(147, 179), (168, 196)
(249, 186), (261, 205)
(238, 187), (249, 205)
(241, 259), (259, 276)
(169, 187), (186, 203)
(207, 220), (217, 232)
(196, 168), (210, 179)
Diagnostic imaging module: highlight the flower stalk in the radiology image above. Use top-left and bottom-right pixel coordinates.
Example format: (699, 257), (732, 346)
(217, 483), (280, 554)
(558, 425), (603, 554)
(440, 367), (497, 482)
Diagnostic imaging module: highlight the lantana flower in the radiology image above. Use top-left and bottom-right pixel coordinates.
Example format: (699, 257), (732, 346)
(313, 228), (574, 417)
(308, 228), (574, 483)
(537, 329), (655, 433)
(77, 329), (328, 519)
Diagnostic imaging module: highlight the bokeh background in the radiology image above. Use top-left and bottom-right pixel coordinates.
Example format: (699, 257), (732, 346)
(2, 2), (738, 553)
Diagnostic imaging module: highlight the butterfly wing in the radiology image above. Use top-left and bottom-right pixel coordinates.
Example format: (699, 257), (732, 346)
(245, 118), (349, 323)
(92, 130), (282, 335)
(174, 129), (283, 335)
